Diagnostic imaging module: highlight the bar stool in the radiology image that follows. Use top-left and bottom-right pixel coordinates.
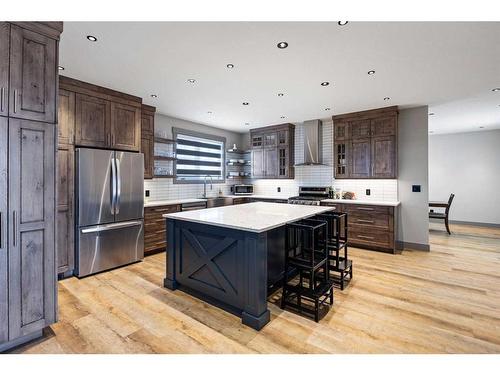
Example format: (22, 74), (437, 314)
(315, 212), (352, 290)
(281, 218), (335, 322)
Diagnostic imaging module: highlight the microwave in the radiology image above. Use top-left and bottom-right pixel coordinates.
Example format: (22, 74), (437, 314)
(232, 184), (254, 195)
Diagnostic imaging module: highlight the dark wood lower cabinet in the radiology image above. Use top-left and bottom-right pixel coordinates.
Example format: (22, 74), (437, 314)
(321, 202), (397, 253)
(144, 205), (181, 255)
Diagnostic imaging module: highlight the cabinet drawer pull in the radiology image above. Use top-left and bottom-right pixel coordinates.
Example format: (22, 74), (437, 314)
(357, 234), (374, 240)
(0, 87), (4, 112)
(357, 219), (375, 224)
(357, 207), (374, 211)
(12, 211), (17, 246)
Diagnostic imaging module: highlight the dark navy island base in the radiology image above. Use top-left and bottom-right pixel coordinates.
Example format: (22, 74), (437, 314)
(163, 218), (287, 330)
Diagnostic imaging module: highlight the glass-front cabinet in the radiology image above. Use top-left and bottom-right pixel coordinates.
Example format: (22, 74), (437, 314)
(335, 141), (349, 178)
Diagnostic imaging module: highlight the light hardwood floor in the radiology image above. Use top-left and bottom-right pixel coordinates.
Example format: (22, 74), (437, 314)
(12, 223), (500, 353)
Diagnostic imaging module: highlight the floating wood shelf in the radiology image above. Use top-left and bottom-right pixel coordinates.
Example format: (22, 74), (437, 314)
(154, 137), (176, 144)
(154, 174), (176, 178)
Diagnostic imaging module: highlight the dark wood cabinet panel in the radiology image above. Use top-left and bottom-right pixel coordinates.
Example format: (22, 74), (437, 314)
(56, 144), (74, 275)
(0, 117), (7, 342)
(0, 23), (9, 118)
(372, 136), (396, 178)
(75, 93), (110, 148)
(141, 136), (154, 179)
(141, 105), (155, 179)
(371, 116), (396, 137)
(8, 119), (56, 338)
(264, 147), (278, 177)
(144, 205), (180, 255)
(334, 120), (349, 141)
(252, 148), (264, 178)
(110, 102), (140, 151)
(57, 89), (75, 145)
(278, 147), (289, 178)
(350, 139), (371, 178)
(277, 129), (288, 145)
(8, 25), (56, 123)
(350, 119), (371, 139)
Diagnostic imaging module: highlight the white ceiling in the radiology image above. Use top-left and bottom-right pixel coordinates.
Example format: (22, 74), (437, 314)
(59, 22), (500, 134)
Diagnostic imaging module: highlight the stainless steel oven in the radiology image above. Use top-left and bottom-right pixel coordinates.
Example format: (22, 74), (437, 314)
(231, 184), (254, 195)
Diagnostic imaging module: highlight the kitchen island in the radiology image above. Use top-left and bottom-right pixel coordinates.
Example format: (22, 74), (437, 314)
(163, 202), (334, 330)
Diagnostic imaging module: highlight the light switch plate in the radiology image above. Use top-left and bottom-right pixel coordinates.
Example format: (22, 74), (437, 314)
(412, 185), (421, 193)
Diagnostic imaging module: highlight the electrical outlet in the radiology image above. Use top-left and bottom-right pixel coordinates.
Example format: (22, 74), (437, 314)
(145, 190), (150, 197)
(277, 187), (281, 193)
(366, 189), (371, 196)
(412, 185), (421, 192)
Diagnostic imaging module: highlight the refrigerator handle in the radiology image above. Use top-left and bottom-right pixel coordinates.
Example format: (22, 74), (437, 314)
(115, 158), (121, 214)
(111, 157), (117, 215)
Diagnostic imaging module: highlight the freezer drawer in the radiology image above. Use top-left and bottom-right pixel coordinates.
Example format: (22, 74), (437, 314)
(76, 220), (144, 277)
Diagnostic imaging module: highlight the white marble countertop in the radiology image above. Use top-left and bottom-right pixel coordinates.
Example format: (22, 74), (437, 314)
(163, 202), (334, 233)
(320, 199), (400, 206)
(144, 198), (207, 207)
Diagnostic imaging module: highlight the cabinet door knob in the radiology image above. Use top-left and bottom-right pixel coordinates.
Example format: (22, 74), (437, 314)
(13, 89), (18, 113)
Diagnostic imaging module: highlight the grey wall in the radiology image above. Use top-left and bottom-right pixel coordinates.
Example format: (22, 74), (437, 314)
(429, 129), (500, 225)
(397, 106), (429, 249)
(155, 114), (246, 148)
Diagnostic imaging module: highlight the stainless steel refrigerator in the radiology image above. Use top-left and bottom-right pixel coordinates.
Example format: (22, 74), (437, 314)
(75, 148), (144, 277)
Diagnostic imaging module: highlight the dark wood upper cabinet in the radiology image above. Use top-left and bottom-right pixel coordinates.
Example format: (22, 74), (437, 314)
(8, 119), (56, 339)
(75, 93), (110, 148)
(334, 120), (349, 141)
(333, 106), (398, 179)
(58, 89), (75, 145)
(351, 139), (371, 178)
(371, 116), (396, 137)
(371, 136), (396, 178)
(110, 102), (140, 151)
(350, 119), (371, 139)
(250, 123), (294, 179)
(0, 23), (9, 117)
(8, 25), (57, 123)
(141, 104), (155, 179)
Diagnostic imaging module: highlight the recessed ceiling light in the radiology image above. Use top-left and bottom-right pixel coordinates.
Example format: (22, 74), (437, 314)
(479, 126), (485, 128)
(242, 102), (249, 106)
(207, 111), (212, 114)
(384, 97), (390, 101)
(325, 108), (331, 111)
(226, 64), (234, 69)
(429, 112), (435, 116)
(277, 42), (288, 49)
(187, 79), (196, 83)
(338, 21), (349, 26)
(280, 116), (286, 119)
(58, 66), (64, 71)
(321, 82), (330, 86)
(245, 122), (250, 125)
(150, 94), (158, 98)
(429, 131), (434, 134)
(277, 93), (284, 97)
(492, 88), (500, 92)
(86, 35), (98, 42)
(367, 70), (375, 75)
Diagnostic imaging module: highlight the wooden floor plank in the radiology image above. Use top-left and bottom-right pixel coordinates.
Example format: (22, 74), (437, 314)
(13, 223), (500, 353)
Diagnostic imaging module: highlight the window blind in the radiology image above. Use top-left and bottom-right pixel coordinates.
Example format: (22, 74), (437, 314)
(175, 132), (225, 182)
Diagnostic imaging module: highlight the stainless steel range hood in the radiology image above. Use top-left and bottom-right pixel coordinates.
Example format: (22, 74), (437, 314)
(295, 119), (325, 166)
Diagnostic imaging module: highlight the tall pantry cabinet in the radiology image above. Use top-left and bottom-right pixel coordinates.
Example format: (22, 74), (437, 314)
(0, 22), (62, 352)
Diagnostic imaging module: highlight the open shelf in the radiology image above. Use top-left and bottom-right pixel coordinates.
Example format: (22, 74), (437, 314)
(154, 137), (176, 144)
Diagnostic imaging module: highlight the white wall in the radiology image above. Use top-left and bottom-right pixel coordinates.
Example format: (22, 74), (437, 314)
(397, 106), (429, 249)
(429, 130), (500, 225)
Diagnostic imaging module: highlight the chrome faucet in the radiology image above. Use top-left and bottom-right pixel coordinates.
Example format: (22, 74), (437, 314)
(203, 175), (213, 198)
